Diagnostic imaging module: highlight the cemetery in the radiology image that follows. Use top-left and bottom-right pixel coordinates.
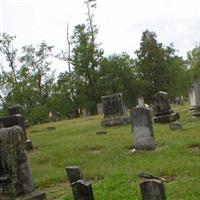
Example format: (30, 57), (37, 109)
(0, 100), (198, 199)
(1, 1), (200, 199)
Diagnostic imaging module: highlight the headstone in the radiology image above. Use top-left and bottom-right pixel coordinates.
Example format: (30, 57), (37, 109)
(71, 180), (94, 200)
(8, 105), (24, 116)
(82, 109), (87, 118)
(169, 121), (182, 131)
(54, 112), (61, 121)
(0, 126), (45, 199)
(97, 103), (103, 115)
(65, 166), (83, 185)
(137, 96), (145, 107)
(48, 112), (53, 119)
(132, 107), (156, 150)
(188, 79), (200, 116)
(153, 91), (180, 123)
(0, 115), (27, 141)
(101, 93), (129, 127)
(0, 126), (34, 198)
(140, 179), (166, 200)
(0, 105), (34, 150)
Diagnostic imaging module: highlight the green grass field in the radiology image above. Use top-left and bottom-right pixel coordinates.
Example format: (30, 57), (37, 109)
(28, 104), (200, 200)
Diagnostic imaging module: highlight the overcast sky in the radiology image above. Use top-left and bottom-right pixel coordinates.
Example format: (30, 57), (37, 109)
(1, 0), (200, 73)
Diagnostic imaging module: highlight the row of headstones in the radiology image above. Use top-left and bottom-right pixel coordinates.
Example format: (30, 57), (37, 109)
(101, 91), (180, 127)
(65, 166), (166, 200)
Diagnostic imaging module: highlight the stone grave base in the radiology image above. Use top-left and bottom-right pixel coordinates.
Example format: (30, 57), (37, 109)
(154, 112), (179, 123)
(189, 106), (200, 117)
(101, 116), (130, 127)
(16, 191), (46, 200)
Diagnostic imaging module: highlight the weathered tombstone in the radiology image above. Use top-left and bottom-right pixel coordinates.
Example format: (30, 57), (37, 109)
(0, 105), (34, 151)
(101, 93), (129, 127)
(0, 126), (34, 198)
(8, 105), (24, 116)
(153, 91), (179, 123)
(0, 115), (27, 141)
(82, 109), (87, 118)
(140, 179), (166, 200)
(188, 79), (200, 116)
(65, 166), (83, 185)
(71, 180), (94, 200)
(137, 95), (145, 107)
(169, 121), (182, 131)
(97, 103), (103, 115)
(54, 112), (61, 121)
(0, 126), (46, 200)
(132, 107), (156, 150)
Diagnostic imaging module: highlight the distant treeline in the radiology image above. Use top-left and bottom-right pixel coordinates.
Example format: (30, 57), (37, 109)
(0, 0), (199, 124)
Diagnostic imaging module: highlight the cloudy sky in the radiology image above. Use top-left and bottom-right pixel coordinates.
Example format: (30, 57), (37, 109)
(1, 0), (200, 73)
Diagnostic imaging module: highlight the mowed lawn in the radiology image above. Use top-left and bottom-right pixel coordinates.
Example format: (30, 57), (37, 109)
(28, 104), (200, 200)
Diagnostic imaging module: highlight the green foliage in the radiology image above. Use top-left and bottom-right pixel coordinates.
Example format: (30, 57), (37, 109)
(187, 45), (200, 82)
(135, 30), (188, 100)
(99, 53), (139, 107)
(28, 104), (49, 124)
(71, 1), (104, 113)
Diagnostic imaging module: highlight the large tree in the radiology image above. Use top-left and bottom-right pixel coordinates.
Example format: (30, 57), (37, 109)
(99, 53), (139, 107)
(135, 30), (186, 100)
(71, 0), (103, 113)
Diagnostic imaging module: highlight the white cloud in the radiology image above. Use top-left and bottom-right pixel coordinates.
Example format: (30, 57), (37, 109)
(1, 0), (200, 73)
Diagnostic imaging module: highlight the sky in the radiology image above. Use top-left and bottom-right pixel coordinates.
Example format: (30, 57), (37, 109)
(1, 0), (200, 73)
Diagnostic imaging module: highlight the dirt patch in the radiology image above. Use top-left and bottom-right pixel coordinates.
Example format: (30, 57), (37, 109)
(47, 126), (56, 131)
(90, 146), (104, 155)
(161, 176), (176, 182)
(187, 144), (200, 153)
(91, 149), (102, 155)
(30, 129), (44, 133)
(125, 144), (134, 150)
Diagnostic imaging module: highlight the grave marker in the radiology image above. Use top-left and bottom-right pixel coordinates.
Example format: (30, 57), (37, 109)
(101, 93), (129, 127)
(132, 107), (156, 150)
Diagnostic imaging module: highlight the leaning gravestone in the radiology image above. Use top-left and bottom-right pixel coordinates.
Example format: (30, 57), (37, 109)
(0, 126), (46, 200)
(0, 126), (34, 199)
(188, 79), (200, 117)
(132, 107), (156, 150)
(101, 93), (129, 127)
(153, 91), (179, 123)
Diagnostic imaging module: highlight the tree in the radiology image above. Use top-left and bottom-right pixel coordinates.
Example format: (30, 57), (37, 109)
(19, 42), (54, 107)
(135, 30), (185, 100)
(99, 53), (139, 107)
(187, 45), (200, 82)
(71, 0), (103, 114)
(0, 33), (19, 104)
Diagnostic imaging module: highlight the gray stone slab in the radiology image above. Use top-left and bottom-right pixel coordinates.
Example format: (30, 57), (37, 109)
(132, 107), (156, 150)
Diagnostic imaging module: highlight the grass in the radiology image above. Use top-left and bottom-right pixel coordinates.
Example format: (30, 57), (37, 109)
(28, 104), (200, 200)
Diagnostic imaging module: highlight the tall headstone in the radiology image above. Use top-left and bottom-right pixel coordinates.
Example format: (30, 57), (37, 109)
(97, 103), (103, 115)
(153, 91), (179, 123)
(101, 93), (129, 127)
(0, 126), (46, 199)
(0, 126), (34, 198)
(132, 107), (156, 150)
(137, 96), (145, 107)
(188, 79), (200, 116)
